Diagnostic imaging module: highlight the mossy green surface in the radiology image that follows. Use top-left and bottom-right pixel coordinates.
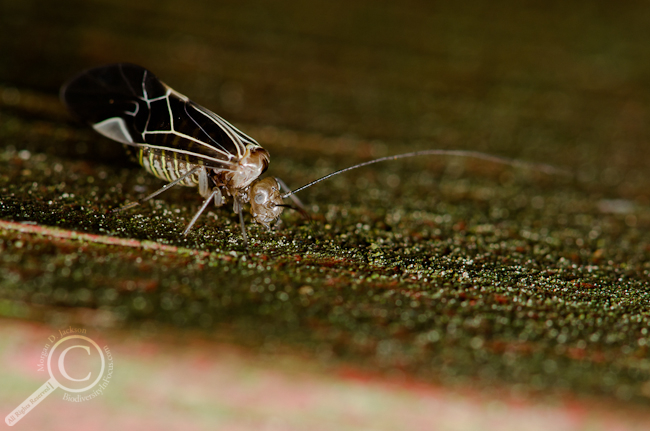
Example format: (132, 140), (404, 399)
(1, 0), (649, 409)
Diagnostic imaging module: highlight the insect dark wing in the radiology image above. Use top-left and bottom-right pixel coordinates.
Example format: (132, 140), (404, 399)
(182, 101), (260, 158)
(61, 63), (156, 145)
(142, 94), (246, 164)
(61, 63), (254, 170)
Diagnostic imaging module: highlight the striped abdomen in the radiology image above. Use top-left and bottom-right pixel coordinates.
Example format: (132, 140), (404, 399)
(137, 147), (201, 187)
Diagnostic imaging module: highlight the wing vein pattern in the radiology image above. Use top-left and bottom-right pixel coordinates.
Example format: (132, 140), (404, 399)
(61, 63), (262, 172)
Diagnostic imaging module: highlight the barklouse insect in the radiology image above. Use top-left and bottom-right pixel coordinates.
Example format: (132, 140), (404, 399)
(61, 63), (566, 245)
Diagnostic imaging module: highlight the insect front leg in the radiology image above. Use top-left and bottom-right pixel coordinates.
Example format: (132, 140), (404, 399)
(233, 198), (242, 215)
(234, 196), (249, 251)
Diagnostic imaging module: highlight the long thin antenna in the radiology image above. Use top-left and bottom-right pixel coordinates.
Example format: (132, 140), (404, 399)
(282, 149), (570, 199)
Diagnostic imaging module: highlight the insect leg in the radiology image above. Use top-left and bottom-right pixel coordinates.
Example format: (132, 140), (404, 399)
(112, 166), (202, 212)
(214, 189), (223, 207)
(182, 188), (220, 236)
(198, 167), (210, 198)
(236, 197), (249, 251)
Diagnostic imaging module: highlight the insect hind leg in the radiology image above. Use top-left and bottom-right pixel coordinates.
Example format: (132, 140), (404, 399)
(198, 167), (210, 198)
(198, 167), (224, 207)
(182, 188), (221, 236)
(111, 166), (202, 213)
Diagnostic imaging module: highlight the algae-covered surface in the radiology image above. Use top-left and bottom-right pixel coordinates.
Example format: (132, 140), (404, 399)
(1, 0), (650, 429)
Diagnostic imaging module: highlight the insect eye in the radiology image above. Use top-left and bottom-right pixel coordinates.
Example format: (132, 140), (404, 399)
(254, 192), (267, 204)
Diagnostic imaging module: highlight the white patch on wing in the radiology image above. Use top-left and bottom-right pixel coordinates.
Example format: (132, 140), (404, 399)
(93, 117), (134, 144)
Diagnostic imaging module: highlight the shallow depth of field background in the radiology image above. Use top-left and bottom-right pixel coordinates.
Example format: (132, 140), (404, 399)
(1, 1), (650, 430)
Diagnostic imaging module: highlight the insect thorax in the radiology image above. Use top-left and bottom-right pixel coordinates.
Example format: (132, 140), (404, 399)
(222, 146), (270, 191)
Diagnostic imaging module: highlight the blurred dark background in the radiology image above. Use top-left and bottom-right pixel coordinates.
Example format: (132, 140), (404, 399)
(2, 0), (650, 193)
